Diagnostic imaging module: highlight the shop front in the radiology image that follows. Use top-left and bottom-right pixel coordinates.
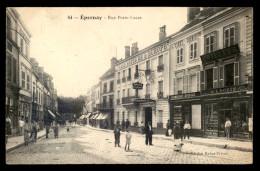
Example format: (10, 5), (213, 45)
(169, 92), (203, 137)
(201, 84), (253, 139)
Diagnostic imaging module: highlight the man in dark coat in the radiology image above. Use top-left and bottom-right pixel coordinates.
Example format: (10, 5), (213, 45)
(125, 119), (130, 130)
(114, 124), (121, 147)
(180, 119), (185, 141)
(122, 120), (125, 132)
(145, 122), (153, 145)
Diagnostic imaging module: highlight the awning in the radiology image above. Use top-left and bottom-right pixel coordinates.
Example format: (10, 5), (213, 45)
(48, 110), (56, 118)
(101, 113), (110, 120)
(96, 113), (104, 120)
(79, 115), (84, 119)
(56, 112), (61, 117)
(85, 112), (91, 118)
(92, 114), (100, 120)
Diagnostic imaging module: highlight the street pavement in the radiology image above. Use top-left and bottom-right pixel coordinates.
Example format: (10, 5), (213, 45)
(6, 123), (253, 164)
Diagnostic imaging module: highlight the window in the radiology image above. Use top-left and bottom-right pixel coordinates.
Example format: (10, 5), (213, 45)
(27, 74), (30, 90)
(135, 65), (138, 73)
(177, 48), (183, 64)
(177, 78), (183, 93)
(7, 57), (12, 81)
(12, 59), (16, 84)
(122, 89), (125, 98)
(205, 34), (215, 54)
(7, 42), (12, 53)
(158, 110), (163, 123)
(117, 112), (120, 121)
(158, 81), (163, 93)
(190, 42), (197, 59)
(21, 39), (24, 54)
(7, 16), (12, 37)
(123, 70), (125, 77)
(118, 72), (120, 79)
(103, 96), (107, 107)
(135, 111), (138, 123)
(146, 60), (150, 70)
(206, 69), (213, 89)
(117, 90), (120, 99)
(224, 25), (235, 48)
(110, 81), (113, 92)
(103, 83), (107, 93)
(127, 88), (130, 97)
(128, 68), (131, 77)
(146, 83), (150, 95)
(225, 63), (234, 87)
(22, 71), (25, 88)
(158, 55), (163, 66)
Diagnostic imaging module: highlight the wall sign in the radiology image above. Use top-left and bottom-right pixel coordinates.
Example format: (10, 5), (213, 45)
(132, 82), (143, 89)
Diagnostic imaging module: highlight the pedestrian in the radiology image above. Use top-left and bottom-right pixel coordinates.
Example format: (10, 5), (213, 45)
(5, 116), (12, 145)
(140, 121), (144, 135)
(45, 122), (51, 139)
(166, 120), (171, 136)
(184, 120), (191, 139)
(225, 118), (232, 139)
(54, 122), (59, 138)
(114, 124), (121, 147)
(122, 120), (125, 132)
(24, 117), (30, 146)
(126, 119), (130, 130)
(145, 121), (153, 145)
(30, 121), (37, 142)
(180, 119), (185, 141)
(18, 117), (24, 136)
(125, 129), (132, 151)
(173, 121), (184, 152)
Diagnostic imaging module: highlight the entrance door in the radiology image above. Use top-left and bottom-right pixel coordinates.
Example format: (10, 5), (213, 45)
(145, 107), (152, 126)
(219, 109), (232, 137)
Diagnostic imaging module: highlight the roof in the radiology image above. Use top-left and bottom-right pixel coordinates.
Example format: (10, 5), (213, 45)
(99, 67), (115, 80)
(179, 7), (227, 32)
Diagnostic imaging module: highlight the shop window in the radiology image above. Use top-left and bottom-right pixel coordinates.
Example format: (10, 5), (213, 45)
(232, 101), (249, 133)
(225, 63), (234, 87)
(205, 103), (218, 131)
(157, 110), (163, 123)
(206, 68), (213, 89)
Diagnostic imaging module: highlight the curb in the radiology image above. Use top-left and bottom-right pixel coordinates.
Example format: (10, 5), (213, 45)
(6, 130), (53, 154)
(84, 125), (253, 152)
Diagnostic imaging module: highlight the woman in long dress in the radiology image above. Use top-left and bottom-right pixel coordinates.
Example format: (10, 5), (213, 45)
(5, 116), (12, 145)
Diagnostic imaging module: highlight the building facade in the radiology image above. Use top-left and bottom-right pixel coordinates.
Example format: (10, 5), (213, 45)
(169, 7), (253, 139)
(114, 25), (171, 134)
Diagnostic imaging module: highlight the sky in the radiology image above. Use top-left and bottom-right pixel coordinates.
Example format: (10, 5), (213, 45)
(15, 7), (187, 98)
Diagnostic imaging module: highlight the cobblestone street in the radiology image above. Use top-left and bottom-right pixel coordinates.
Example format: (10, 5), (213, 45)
(6, 124), (253, 164)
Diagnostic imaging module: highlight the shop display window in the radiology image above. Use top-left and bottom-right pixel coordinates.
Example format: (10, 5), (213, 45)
(205, 103), (218, 131)
(232, 101), (249, 133)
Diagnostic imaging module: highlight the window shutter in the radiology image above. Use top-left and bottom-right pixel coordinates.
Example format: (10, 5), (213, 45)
(197, 71), (200, 92)
(173, 77), (176, 95)
(200, 70), (205, 91)
(214, 31), (218, 51)
(235, 22), (240, 45)
(186, 75), (189, 93)
(213, 67), (218, 88)
(234, 62), (239, 85)
(219, 65), (224, 88)
(183, 75), (185, 93)
(204, 35), (207, 54)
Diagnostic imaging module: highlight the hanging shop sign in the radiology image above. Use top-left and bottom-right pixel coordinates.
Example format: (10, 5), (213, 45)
(132, 82), (143, 89)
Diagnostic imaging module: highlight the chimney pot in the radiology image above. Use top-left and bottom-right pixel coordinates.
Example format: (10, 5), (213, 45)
(131, 42), (139, 56)
(125, 46), (130, 58)
(159, 25), (166, 41)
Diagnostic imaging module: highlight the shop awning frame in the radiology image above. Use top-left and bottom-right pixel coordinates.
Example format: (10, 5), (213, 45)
(48, 110), (56, 118)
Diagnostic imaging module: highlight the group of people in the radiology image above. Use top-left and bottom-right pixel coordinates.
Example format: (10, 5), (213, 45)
(166, 119), (191, 140)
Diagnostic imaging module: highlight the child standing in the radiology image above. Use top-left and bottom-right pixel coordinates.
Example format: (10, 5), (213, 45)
(125, 129), (132, 151)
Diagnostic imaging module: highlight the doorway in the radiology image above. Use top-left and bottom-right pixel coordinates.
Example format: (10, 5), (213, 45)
(219, 109), (232, 137)
(145, 107), (152, 126)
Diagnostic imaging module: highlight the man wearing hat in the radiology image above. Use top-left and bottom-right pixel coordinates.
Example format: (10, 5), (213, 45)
(145, 121), (153, 145)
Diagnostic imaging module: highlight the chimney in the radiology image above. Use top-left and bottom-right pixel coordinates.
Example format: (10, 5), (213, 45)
(131, 42), (139, 56)
(125, 46), (130, 58)
(187, 7), (201, 23)
(111, 57), (118, 68)
(159, 25), (166, 41)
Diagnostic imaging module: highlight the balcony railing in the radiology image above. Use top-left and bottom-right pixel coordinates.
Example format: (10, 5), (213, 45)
(127, 75), (131, 81)
(157, 64), (164, 72)
(116, 99), (120, 105)
(134, 72), (139, 79)
(122, 77), (126, 83)
(145, 94), (150, 99)
(177, 90), (182, 95)
(157, 92), (164, 99)
(122, 96), (136, 104)
(117, 79), (121, 84)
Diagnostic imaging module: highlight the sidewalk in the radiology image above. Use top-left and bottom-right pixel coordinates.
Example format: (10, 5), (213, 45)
(84, 125), (253, 152)
(6, 129), (53, 153)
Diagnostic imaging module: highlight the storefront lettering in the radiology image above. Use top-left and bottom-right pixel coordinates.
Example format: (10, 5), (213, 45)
(201, 85), (248, 95)
(116, 42), (169, 71)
